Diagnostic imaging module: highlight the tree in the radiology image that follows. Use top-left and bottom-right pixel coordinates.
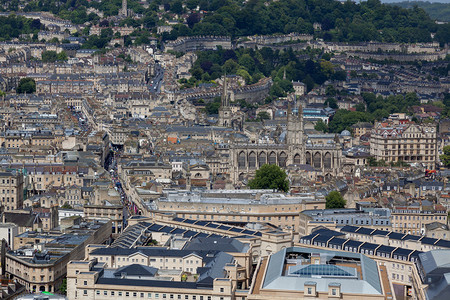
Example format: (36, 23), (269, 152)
(440, 146), (450, 167)
(57, 51), (68, 61)
(16, 78), (36, 94)
(61, 202), (73, 209)
(248, 164), (289, 192)
(257, 111), (270, 121)
(314, 119), (328, 132)
(325, 191), (346, 209)
(59, 278), (67, 294)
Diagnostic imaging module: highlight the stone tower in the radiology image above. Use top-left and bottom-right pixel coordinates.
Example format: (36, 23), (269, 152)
(286, 101), (305, 164)
(286, 102), (304, 146)
(218, 75), (232, 127)
(121, 0), (128, 17)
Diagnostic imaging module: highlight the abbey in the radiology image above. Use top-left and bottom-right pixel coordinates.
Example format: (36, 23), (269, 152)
(229, 103), (343, 184)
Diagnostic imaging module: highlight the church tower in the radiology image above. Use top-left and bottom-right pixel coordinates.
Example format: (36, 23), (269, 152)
(286, 102), (304, 146)
(121, 0), (128, 17)
(286, 101), (305, 164)
(218, 75), (233, 127)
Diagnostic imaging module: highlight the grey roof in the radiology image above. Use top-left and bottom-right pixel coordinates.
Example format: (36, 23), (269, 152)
(419, 250), (450, 277)
(426, 273), (450, 300)
(183, 237), (249, 253)
(113, 264), (158, 277)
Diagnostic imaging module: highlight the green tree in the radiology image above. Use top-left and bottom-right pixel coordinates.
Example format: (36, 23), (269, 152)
(314, 119), (328, 132)
(248, 164), (289, 192)
(205, 97), (221, 114)
(257, 111), (270, 121)
(325, 191), (346, 209)
(440, 146), (450, 167)
(61, 202), (73, 209)
(57, 51), (68, 61)
(16, 78), (36, 94)
(59, 278), (67, 294)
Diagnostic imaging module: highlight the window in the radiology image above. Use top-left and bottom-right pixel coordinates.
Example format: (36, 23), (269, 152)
(134, 292), (137, 297)
(111, 292), (115, 296)
(332, 289), (337, 296)
(148, 293), (152, 298)
(84, 290), (87, 296)
(220, 288), (224, 293)
(141, 293), (144, 298)
(307, 287), (312, 294)
(84, 281), (87, 286)
(126, 292), (130, 297)
(104, 291), (107, 296)
(96, 291), (100, 296)
(119, 292), (123, 297)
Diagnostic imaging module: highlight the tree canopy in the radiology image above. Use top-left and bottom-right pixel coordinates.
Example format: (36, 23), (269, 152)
(248, 164), (289, 192)
(16, 78), (36, 94)
(325, 191), (346, 209)
(10, 0), (449, 45)
(440, 146), (450, 168)
(42, 50), (68, 62)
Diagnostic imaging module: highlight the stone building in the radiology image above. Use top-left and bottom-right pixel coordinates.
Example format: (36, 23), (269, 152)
(230, 103), (343, 183)
(0, 170), (24, 211)
(369, 121), (438, 169)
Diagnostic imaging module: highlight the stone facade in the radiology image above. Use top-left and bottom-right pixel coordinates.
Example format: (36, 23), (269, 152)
(230, 104), (343, 184)
(369, 121), (437, 169)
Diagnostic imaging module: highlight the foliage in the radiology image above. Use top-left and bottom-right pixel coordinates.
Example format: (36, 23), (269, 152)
(257, 111), (270, 121)
(389, 1), (450, 22)
(314, 119), (328, 132)
(59, 278), (67, 294)
(16, 78), (36, 94)
(10, 0), (449, 45)
(41, 50), (68, 62)
(325, 191), (346, 209)
(328, 110), (373, 133)
(368, 157), (387, 167)
(61, 202), (73, 209)
(248, 164), (289, 192)
(327, 92), (422, 133)
(0, 15), (42, 41)
(190, 47), (344, 99)
(440, 146), (450, 168)
(158, 0), (445, 44)
(204, 97), (221, 115)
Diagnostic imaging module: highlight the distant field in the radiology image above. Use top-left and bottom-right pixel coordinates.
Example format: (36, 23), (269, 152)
(388, 1), (450, 22)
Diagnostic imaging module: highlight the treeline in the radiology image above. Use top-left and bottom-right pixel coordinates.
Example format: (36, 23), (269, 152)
(7, 0), (448, 45)
(161, 0), (446, 44)
(187, 47), (346, 102)
(0, 14), (42, 41)
(321, 92), (424, 133)
(389, 1), (450, 22)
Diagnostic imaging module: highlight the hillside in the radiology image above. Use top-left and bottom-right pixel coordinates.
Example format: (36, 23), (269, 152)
(389, 1), (450, 22)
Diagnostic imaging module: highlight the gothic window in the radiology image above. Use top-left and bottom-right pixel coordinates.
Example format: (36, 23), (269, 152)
(278, 152), (287, 168)
(313, 152), (322, 168)
(324, 152), (332, 169)
(238, 152), (246, 168)
(305, 152), (311, 165)
(294, 153), (302, 164)
(268, 152), (277, 165)
(248, 152), (256, 169)
(258, 152), (266, 167)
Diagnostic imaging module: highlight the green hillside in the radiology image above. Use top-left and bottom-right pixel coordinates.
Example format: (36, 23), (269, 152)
(389, 1), (450, 22)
